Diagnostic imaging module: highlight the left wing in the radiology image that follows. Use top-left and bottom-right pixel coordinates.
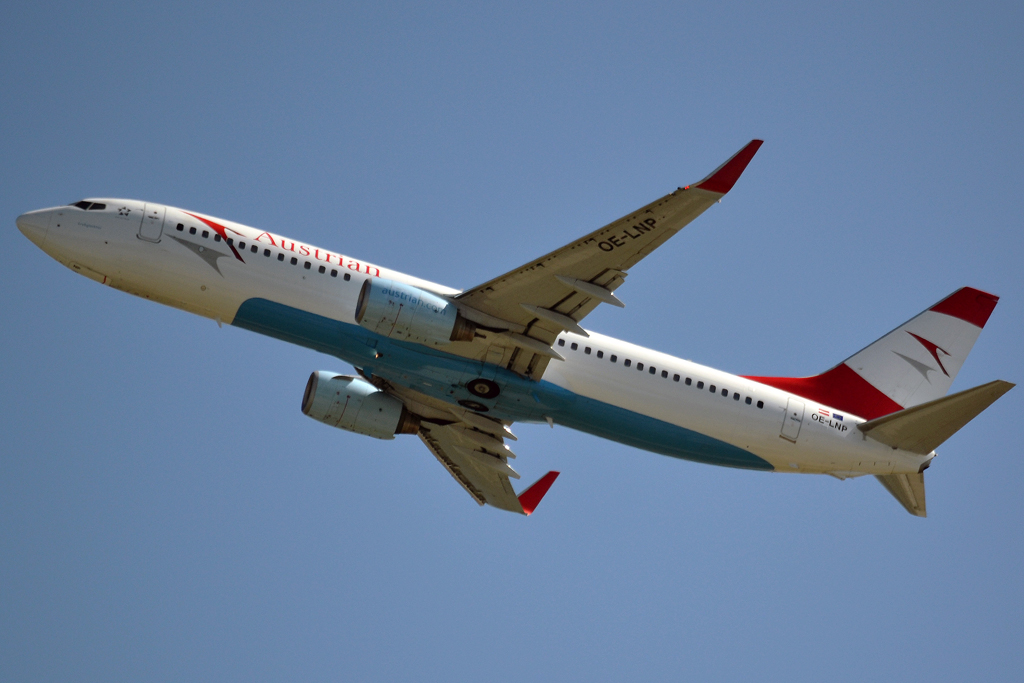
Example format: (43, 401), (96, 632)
(452, 139), (763, 378)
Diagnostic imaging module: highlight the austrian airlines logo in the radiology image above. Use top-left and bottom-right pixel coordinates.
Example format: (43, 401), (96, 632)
(908, 332), (951, 377)
(893, 331), (952, 382)
(183, 211), (246, 263)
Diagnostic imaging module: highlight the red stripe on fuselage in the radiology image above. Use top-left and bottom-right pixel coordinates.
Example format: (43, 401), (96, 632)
(743, 363), (903, 420)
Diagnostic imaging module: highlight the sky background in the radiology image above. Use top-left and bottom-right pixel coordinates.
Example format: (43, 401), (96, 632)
(2, 1), (1023, 680)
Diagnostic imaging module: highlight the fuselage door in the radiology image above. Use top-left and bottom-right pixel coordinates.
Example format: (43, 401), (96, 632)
(781, 397), (805, 442)
(139, 204), (165, 242)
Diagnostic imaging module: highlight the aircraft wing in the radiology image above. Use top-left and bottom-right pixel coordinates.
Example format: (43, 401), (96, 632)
(378, 379), (559, 514)
(455, 139), (763, 378)
(419, 423), (559, 515)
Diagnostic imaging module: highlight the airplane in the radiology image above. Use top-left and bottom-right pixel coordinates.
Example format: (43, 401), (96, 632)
(16, 140), (1013, 517)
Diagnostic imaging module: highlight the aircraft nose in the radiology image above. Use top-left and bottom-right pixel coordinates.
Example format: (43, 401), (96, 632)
(16, 210), (50, 248)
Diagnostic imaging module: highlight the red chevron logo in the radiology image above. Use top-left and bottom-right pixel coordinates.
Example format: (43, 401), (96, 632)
(908, 332), (950, 377)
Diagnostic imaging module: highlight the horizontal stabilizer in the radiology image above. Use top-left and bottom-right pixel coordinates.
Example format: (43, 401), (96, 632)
(859, 380), (1014, 454)
(876, 472), (927, 517)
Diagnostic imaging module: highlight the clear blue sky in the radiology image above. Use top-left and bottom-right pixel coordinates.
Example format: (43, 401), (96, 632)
(3, 1), (1023, 680)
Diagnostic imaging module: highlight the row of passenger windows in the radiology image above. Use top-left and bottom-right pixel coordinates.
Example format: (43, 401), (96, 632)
(174, 223), (352, 280)
(556, 337), (764, 408)
(70, 201), (106, 211)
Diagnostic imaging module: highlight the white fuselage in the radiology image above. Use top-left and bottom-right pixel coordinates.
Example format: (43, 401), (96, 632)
(17, 199), (932, 478)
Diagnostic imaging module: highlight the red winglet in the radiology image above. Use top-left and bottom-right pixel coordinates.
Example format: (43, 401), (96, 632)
(518, 471), (560, 516)
(694, 139), (764, 194)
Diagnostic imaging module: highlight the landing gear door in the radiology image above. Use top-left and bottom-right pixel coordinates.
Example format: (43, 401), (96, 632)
(781, 397), (804, 442)
(139, 204), (165, 242)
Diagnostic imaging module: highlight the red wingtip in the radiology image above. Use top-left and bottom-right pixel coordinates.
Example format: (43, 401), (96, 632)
(518, 471), (560, 516)
(694, 139), (763, 195)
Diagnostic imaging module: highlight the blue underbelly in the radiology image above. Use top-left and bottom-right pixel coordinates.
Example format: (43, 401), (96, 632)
(232, 298), (773, 472)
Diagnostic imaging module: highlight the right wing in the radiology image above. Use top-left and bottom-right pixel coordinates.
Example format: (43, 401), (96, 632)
(419, 420), (524, 512)
(419, 422), (560, 515)
(378, 379), (560, 514)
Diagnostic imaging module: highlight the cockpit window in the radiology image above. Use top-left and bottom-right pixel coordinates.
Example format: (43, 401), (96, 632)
(69, 201), (107, 211)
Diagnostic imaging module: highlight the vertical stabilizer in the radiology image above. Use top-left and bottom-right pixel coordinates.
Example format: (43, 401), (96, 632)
(745, 288), (999, 419)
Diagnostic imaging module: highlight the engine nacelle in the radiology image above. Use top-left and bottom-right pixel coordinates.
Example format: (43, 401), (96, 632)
(355, 278), (476, 345)
(301, 371), (420, 440)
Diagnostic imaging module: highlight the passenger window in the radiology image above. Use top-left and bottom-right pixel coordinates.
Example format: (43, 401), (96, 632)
(291, 257), (298, 265)
(637, 363), (644, 371)
(557, 339), (565, 347)
(649, 366), (656, 375)
(661, 370), (668, 378)
(571, 343), (578, 351)
(264, 249), (270, 257)
(344, 273), (351, 281)
(584, 347), (591, 355)
(189, 227), (197, 235)
(673, 374), (680, 382)
(697, 381), (704, 389)
(202, 230), (209, 238)
(318, 265), (326, 273)
(745, 397), (752, 405)
(214, 234), (222, 242)
(624, 359), (631, 367)
(610, 355), (617, 363)
(176, 223), (184, 232)
(710, 385), (716, 393)
(685, 377), (692, 386)
(251, 245), (258, 253)
(304, 261), (311, 269)
(733, 392), (740, 400)
(597, 350), (604, 359)
(227, 238), (233, 245)
(278, 253), (284, 261)
(239, 242), (245, 249)
(722, 388), (728, 397)
(757, 400), (764, 409)
(331, 269), (338, 277)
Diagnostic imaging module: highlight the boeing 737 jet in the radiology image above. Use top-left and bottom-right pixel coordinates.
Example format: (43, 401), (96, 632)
(16, 140), (1013, 516)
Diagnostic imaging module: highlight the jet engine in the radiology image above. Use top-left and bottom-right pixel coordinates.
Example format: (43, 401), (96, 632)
(355, 278), (476, 345)
(301, 371), (420, 439)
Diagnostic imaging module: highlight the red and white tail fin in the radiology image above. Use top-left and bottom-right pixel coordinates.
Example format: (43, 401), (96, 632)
(745, 287), (999, 420)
